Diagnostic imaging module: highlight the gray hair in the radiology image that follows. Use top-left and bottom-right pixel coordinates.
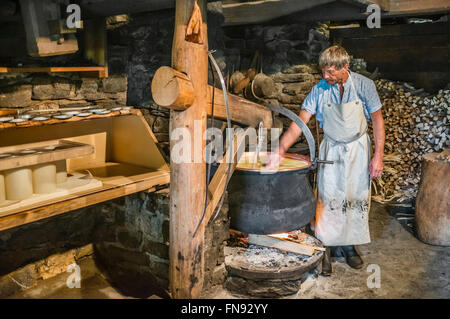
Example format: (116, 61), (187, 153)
(319, 45), (350, 70)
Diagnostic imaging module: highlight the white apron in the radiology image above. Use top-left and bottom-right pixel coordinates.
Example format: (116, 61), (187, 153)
(314, 73), (371, 246)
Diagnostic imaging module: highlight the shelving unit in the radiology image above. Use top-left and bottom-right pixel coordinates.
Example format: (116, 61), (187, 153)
(0, 109), (170, 231)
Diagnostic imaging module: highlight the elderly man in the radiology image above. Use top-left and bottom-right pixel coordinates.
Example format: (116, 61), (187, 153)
(267, 45), (385, 275)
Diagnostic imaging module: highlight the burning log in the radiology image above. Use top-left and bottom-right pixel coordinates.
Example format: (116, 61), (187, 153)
(248, 234), (315, 256)
(228, 228), (325, 256)
(228, 229), (249, 247)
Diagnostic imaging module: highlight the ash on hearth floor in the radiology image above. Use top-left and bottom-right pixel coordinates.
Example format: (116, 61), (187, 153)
(224, 232), (324, 298)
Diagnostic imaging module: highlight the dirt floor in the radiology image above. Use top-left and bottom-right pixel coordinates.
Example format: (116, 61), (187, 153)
(8, 202), (450, 299)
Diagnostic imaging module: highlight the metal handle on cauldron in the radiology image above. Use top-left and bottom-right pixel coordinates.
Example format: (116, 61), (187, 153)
(267, 103), (334, 168)
(316, 160), (334, 165)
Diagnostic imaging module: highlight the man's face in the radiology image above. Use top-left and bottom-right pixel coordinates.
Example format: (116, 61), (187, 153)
(322, 64), (349, 85)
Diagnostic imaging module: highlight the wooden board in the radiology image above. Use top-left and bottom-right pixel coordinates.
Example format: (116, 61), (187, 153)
(222, 0), (334, 26)
(383, 0), (450, 15)
(203, 127), (251, 226)
(0, 66), (108, 78)
(0, 109), (136, 131)
(0, 172), (103, 216)
(0, 163), (169, 219)
(248, 234), (315, 256)
(0, 169), (169, 232)
(0, 140), (94, 171)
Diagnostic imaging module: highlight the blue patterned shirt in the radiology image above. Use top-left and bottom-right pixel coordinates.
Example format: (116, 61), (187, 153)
(301, 71), (382, 127)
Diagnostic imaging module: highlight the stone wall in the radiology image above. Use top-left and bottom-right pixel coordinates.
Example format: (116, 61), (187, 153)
(223, 23), (329, 75)
(0, 74), (127, 110)
(0, 206), (100, 297)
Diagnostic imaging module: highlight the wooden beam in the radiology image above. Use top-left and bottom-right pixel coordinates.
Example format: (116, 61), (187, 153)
(78, 0), (450, 23)
(0, 66), (108, 78)
(151, 66), (196, 111)
(151, 66), (273, 128)
(203, 127), (250, 226)
(341, 0), (389, 11)
(248, 234), (315, 256)
(222, 0), (334, 26)
(169, 0), (208, 299)
(384, 0), (450, 15)
(79, 0), (175, 17)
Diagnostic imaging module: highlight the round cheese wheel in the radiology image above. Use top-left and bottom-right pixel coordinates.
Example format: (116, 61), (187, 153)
(32, 163), (57, 194)
(54, 160), (67, 184)
(5, 168), (33, 200)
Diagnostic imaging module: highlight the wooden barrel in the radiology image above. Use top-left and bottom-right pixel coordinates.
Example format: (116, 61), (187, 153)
(415, 150), (450, 246)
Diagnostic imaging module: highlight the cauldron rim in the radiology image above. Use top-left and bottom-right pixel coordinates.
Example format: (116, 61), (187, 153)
(235, 152), (313, 175)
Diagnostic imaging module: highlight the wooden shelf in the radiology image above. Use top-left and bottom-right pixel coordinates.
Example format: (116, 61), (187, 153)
(0, 108), (137, 131)
(0, 66), (108, 78)
(0, 110), (170, 231)
(0, 164), (169, 231)
(0, 140), (94, 171)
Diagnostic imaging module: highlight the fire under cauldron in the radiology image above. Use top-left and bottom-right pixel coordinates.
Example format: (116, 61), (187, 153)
(228, 104), (331, 235)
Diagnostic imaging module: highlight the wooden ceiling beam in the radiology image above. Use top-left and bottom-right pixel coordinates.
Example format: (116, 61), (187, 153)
(222, 0), (335, 26)
(383, 0), (450, 15)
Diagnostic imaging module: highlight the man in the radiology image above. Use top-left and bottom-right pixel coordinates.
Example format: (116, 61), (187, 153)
(267, 45), (385, 275)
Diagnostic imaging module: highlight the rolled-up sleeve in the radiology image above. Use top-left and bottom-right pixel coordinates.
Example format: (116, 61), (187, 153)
(301, 85), (319, 115)
(362, 80), (382, 114)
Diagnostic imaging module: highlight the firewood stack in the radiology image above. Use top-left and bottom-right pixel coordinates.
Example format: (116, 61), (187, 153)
(370, 79), (450, 203)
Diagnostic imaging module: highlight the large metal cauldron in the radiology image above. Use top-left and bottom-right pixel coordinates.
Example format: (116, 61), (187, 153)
(228, 154), (315, 234)
(228, 103), (321, 235)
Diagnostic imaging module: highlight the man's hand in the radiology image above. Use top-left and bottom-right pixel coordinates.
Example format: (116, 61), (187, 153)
(263, 151), (284, 172)
(369, 155), (383, 179)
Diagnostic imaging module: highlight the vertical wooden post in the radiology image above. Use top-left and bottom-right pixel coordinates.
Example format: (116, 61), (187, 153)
(169, 0), (208, 299)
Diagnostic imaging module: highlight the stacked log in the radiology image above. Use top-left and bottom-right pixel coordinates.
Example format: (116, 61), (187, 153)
(371, 80), (450, 203)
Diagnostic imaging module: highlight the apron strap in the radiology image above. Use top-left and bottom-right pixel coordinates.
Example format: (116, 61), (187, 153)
(324, 127), (368, 146)
(347, 71), (360, 102)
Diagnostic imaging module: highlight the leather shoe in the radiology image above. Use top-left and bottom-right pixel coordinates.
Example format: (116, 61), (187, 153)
(341, 245), (364, 269)
(321, 247), (332, 276)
